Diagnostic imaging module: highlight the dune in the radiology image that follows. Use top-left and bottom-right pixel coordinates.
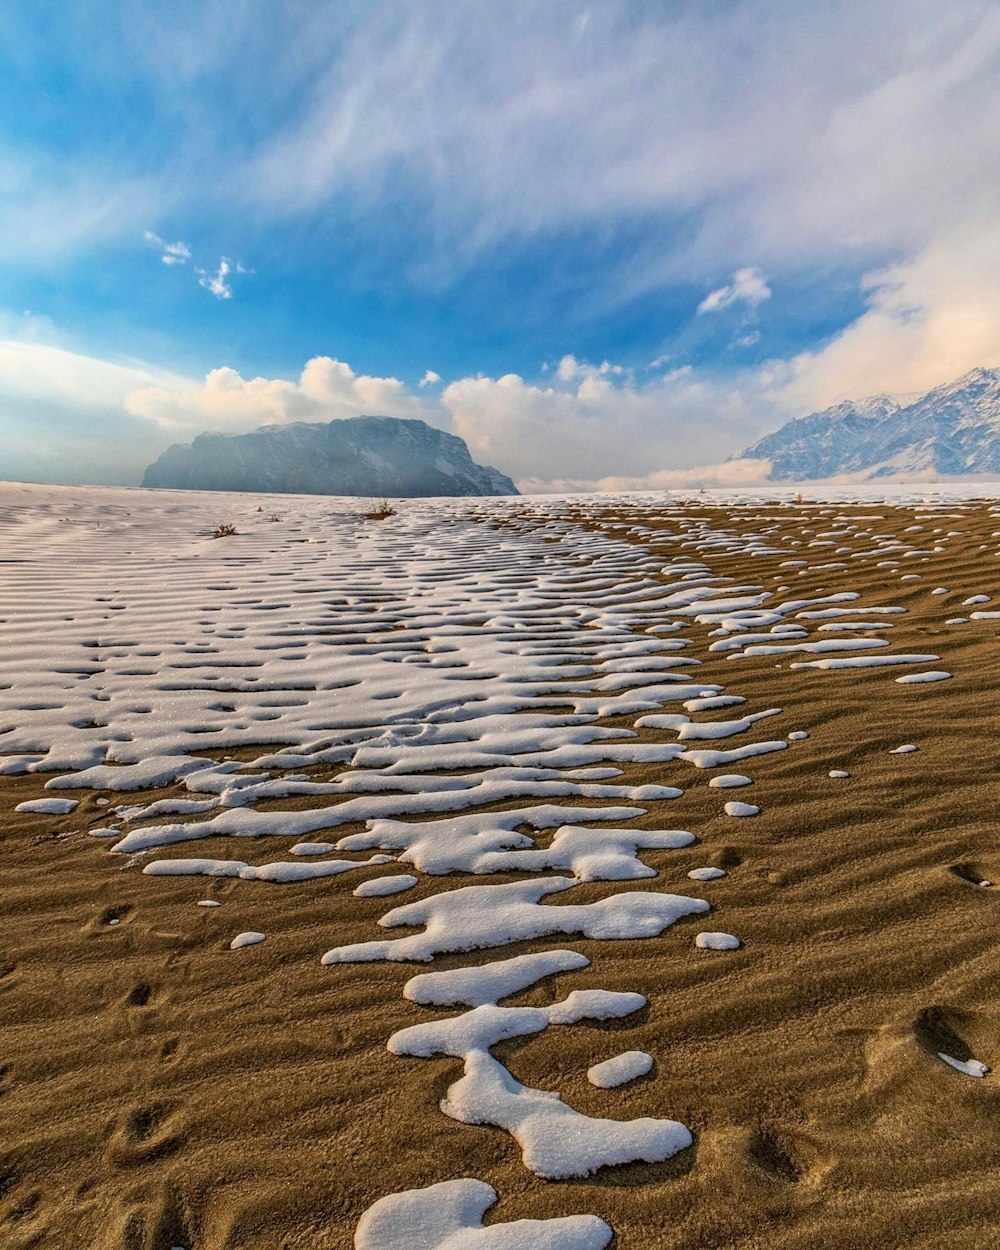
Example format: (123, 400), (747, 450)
(1, 482), (998, 1249)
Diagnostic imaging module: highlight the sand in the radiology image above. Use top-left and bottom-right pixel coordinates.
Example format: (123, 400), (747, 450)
(1, 491), (998, 1249)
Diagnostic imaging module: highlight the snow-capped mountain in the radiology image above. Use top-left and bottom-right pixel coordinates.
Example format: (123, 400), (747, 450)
(737, 367), (1000, 479)
(142, 416), (519, 497)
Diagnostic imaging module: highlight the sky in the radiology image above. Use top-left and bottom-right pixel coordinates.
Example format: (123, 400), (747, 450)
(2, 0), (1000, 491)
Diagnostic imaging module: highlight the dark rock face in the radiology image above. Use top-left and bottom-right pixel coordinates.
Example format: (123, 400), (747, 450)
(736, 368), (1000, 479)
(142, 416), (519, 497)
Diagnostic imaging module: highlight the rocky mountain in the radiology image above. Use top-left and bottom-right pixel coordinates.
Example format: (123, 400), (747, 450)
(142, 416), (518, 497)
(737, 367), (1000, 479)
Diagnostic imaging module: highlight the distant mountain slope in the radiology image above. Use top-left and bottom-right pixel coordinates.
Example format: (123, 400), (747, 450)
(737, 367), (1000, 479)
(142, 416), (519, 497)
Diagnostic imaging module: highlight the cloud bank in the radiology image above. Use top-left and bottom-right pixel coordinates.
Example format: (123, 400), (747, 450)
(6, 212), (1000, 491)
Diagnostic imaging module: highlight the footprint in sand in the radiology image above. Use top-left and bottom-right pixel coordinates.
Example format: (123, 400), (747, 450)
(158, 1036), (182, 1063)
(112, 1183), (193, 1250)
(106, 1102), (188, 1166)
(748, 1124), (803, 1183)
(123, 981), (157, 1009)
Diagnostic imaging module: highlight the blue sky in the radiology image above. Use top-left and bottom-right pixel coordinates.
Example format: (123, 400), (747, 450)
(3, 1), (1000, 489)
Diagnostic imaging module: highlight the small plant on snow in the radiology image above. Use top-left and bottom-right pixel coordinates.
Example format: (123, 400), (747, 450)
(363, 498), (397, 520)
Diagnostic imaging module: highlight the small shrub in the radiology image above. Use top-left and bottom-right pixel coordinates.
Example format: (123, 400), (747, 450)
(363, 498), (397, 520)
(212, 523), (239, 538)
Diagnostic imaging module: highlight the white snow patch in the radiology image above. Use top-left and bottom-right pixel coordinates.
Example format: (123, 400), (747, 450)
(440, 1050), (690, 1178)
(144, 856), (389, 883)
(405, 950), (591, 1009)
(680, 741), (786, 769)
(723, 801), (759, 817)
(15, 797), (78, 815)
(354, 1177), (612, 1249)
(322, 877), (710, 964)
(587, 1051), (654, 1089)
(354, 874), (419, 898)
(695, 931), (741, 950)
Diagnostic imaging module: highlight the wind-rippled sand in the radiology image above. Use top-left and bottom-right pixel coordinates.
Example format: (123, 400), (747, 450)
(1, 482), (998, 1249)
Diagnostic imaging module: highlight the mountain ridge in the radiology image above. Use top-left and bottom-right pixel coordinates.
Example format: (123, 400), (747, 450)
(142, 416), (519, 497)
(737, 367), (1000, 480)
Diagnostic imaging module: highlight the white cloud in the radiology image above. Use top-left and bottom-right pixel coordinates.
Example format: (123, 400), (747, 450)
(0, 317), (195, 484)
(418, 369), (442, 387)
(698, 268), (772, 314)
(197, 257), (235, 299)
(442, 361), (773, 482)
(773, 223), (1000, 411)
(145, 235), (249, 295)
(0, 332), (187, 409)
(126, 355), (438, 433)
(6, 4), (1000, 323)
(240, 3), (1000, 299)
(144, 229), (191, 265)
(555, 355), (626, 383)
(0, 146), (165, 263)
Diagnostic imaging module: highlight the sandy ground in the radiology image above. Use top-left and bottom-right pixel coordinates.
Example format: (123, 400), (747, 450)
(2, 498), (999, 1249)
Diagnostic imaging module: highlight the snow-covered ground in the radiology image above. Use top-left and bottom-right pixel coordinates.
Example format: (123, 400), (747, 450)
(1, 479), (996, 1245)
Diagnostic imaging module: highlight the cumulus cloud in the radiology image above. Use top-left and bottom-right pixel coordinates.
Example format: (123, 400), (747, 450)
(418, 369), (442, 387)
(126, 355), (437, 432)
(144, 229), (191, 265)
(698, 268), (772, 314)
(442, 361), (774, 483)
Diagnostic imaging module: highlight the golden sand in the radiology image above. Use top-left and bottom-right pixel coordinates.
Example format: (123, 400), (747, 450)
(1, 501), (998, 1249)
